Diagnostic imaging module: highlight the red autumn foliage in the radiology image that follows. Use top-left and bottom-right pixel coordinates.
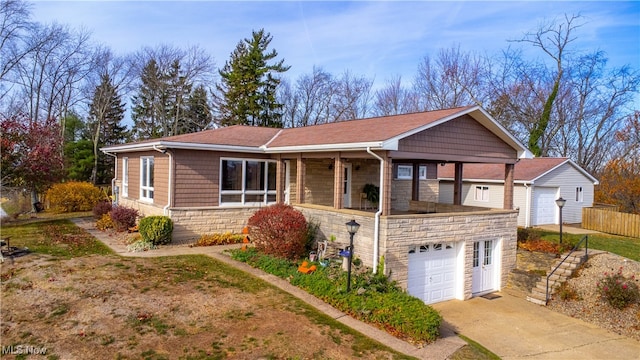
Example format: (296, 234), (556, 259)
(247, 204), (308, 260)
(0, 114), (64, 191)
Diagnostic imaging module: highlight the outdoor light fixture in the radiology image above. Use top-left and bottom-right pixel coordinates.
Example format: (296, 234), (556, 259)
(345, 219), (360, 292)
(556, 197), (566, 244)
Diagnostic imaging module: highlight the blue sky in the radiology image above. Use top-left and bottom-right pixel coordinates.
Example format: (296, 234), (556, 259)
(31, 1), (639, 93)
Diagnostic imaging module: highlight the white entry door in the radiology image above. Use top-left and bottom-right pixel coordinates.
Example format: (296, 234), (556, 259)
(472, 240), (495, 294)
(407, 242), (458, 304)
(343, 164), (352, 208)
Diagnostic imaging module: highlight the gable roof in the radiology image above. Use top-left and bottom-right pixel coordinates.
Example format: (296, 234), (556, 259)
(438, 158), (599, 184)
(102, 105), (531, 158)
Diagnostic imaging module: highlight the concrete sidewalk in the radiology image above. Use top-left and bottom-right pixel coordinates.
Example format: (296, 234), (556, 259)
(432, 288), (640, 360)
(534, 224), (604, 235)
(72, 217), (466, 359)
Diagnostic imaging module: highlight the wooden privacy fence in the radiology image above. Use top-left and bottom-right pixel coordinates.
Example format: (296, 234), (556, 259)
(582, 207), (640, 238)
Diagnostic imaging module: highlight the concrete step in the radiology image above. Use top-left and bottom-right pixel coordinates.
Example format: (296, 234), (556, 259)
(526, 295), (547, 306)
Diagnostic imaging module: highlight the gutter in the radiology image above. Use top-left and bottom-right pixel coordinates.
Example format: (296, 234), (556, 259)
(366, 147), (384, 274)
(103, 151), (118, 205)
(153, 145), (172, 216)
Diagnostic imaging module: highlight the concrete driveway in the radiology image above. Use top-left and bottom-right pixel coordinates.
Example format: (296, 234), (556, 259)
(431, 288), (640, 360)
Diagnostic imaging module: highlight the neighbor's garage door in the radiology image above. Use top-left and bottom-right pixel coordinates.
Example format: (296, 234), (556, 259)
(533, 187), (558, 225)
(407, 242), (457, 304)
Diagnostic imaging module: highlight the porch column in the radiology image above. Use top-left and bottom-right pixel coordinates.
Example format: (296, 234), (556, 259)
(296, 154), (305, 204)
(412, 162), (420, 201)
(275, 154), (285, 204)
(453, 162), (463, 205)
(504, 163), (515, 210)
(382, 155), (393, 215)
(333, 154), (344, 209)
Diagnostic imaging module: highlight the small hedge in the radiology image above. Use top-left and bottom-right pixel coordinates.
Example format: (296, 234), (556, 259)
(230, 248), (441, 345)
(138, 216), (173, 245)
(93, 201), (112, 219)
(110, 206), (139, 232)
(46, 182), (106, 213)
(194, 232), (245, 246)
(248, 204), (308, 260)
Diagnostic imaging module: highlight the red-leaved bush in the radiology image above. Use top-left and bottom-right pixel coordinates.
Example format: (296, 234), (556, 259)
(247, 204), (308, 260)
(93, 200), (112, 219)
(109, 206), (139, 232)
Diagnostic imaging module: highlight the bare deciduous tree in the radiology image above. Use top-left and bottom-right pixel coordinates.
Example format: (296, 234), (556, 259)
(373, 75), (419, 116)
(414, 46), (488, 111)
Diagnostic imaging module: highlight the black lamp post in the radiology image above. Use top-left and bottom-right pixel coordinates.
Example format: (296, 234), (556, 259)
(345, 219), (360, 292)
(555, 197), (566, 244)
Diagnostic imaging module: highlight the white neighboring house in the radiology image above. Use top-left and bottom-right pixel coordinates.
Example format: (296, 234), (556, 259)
(438, 158), (599, 227)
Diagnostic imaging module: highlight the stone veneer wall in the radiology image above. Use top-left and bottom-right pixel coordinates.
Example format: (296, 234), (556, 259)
(391, 180), (439, 211)
(381, 210), (518, 300)
(119, 198), (165, 217)
(294, 205), (378, 268)
(168, 207), (257, 245)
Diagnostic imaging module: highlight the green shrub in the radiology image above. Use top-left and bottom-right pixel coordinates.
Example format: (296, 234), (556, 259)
(138, 216), (173, 245)
(597, 267), (639, 309)
(46, 182), (106, 213)
(194, 232), (244, 246)
(109, 206), (139, 232)
(248, 204), (308, 260)
(230, 248), (442, 345)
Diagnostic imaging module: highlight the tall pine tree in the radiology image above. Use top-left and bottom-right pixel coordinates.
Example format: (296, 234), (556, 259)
(87, 73), (127, 184)
(182, 85), (213, 133)
(215, 29), (290, 128)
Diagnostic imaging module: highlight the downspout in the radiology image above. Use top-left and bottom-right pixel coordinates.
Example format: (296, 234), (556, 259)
(104, 151), (118, 205)
(524, 183), (531, 228)
(367, 147), (384, 274)
(153, 145), (172, 216)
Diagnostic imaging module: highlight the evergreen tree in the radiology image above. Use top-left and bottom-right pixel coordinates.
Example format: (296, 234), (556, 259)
(132, 58), (195, 138)
(87, 73), (127, 184)
(182, 85), (213, 133)
(62, 113), (94, 181)
(131, 59), (164, 139)
(215, 29), (290, 127)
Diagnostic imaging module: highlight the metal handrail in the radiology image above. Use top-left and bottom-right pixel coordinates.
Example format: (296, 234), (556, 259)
(545, 235), (589, 305)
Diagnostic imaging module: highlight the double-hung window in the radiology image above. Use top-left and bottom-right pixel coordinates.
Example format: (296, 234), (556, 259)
(122, 157), (129, 197)
(140, 157), (154, 202)
(220, 158), (276, 206)
(575, 186), (583, 202)
(474, 185), (489, 202)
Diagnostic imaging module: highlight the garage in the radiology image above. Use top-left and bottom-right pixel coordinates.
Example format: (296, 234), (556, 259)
(407, 242), (458, 304)
(532, 187), (559, 225)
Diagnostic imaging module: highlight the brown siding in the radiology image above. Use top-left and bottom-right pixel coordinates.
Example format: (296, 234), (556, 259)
(154, 154), (168, 206)
(118, 151), (168, 205)
(173, 150), (217, 207)
(398, 115), (516, 160)
(173, 150), (273, 208)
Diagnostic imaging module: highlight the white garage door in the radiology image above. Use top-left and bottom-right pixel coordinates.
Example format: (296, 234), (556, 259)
(533, 187), (558, 225)
(407, 242), (457, 304)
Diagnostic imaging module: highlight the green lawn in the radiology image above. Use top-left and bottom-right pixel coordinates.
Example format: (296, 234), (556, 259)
(539, 231), (640, 262)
